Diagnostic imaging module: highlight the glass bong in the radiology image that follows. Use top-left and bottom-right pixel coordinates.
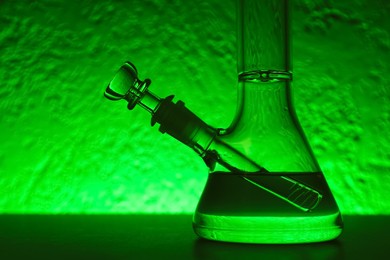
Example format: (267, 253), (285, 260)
(103, 0), (343, 243)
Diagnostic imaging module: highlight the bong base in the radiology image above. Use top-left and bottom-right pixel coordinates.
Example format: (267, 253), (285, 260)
(193, 172), (343, 243)
(193, 212), (343, 244)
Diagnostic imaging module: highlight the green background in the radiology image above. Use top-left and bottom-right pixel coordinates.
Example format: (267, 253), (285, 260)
(1, 0), (389, 214)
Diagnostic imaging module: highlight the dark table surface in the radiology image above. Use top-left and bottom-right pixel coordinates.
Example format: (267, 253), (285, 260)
(0, 214), (389, 259)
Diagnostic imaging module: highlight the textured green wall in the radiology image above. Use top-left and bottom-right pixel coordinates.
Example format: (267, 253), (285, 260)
(0, 0), (389, 214)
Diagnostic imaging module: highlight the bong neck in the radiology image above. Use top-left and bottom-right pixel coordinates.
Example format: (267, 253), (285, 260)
(229, 0), (293, 132)
(237, 0), (290, 74)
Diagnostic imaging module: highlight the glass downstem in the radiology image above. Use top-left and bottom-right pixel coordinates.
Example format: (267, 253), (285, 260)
(149, 98), (323, 212)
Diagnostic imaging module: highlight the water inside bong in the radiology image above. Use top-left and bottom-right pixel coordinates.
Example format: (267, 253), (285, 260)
(193, 171), (343, 243)
(196, 171), (340, 216)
